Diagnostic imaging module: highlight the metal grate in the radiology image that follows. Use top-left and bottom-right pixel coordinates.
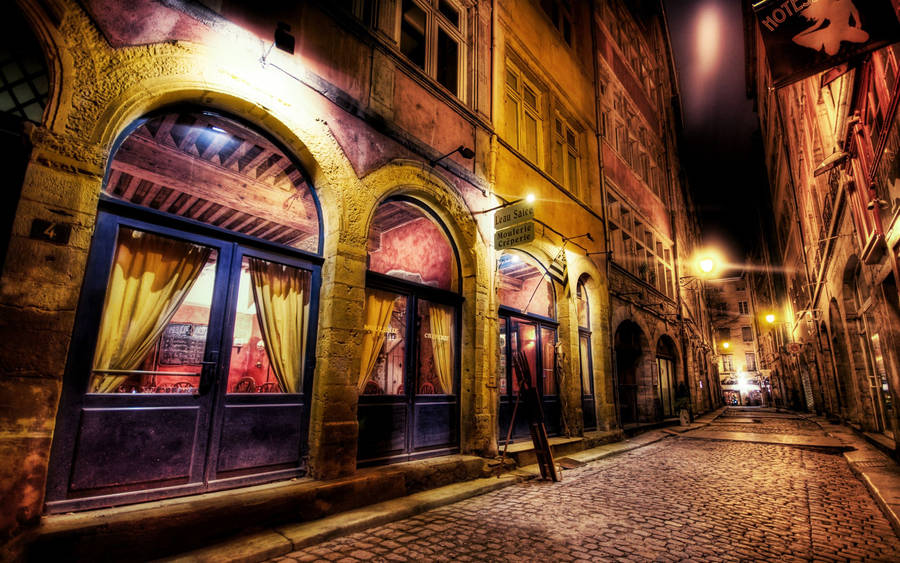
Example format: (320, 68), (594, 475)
(0, 8), (48, 123)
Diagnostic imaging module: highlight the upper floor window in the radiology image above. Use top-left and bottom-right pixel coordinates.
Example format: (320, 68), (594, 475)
(504, 63), (542, 165)
(553, 115), (579, 194)
(397, 0), (465, 98)
(742, 326), (753, 342)
(539, 0), (573, 47)
(745, 353), (757, 371)
(738, 301), (749, 315)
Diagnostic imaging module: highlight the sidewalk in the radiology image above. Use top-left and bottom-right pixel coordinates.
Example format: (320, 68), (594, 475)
(814, 416), (900, 536)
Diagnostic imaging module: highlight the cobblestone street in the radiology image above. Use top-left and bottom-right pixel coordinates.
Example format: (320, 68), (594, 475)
(271, 413), (900, 562)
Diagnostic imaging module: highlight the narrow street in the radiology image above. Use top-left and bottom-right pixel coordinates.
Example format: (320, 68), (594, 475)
(271, 410), (900, 562)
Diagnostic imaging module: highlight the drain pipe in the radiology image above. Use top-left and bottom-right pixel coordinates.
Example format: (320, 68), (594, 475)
(589, 1), (621, 431)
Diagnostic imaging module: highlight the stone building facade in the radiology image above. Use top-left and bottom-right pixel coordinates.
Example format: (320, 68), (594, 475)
(0, 0), (714, 556)
(707, 275), (765, 406)
(597, 0), (718, 424)
(747, 2), (900, 454)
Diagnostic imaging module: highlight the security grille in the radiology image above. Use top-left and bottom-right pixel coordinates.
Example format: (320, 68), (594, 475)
(0, 9), (48, 123)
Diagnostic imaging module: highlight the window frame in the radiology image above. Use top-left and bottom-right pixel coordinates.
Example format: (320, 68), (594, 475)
(504, 61), (544, 167)
(553, 113), (580, 195)
(392, 0), (467, 101)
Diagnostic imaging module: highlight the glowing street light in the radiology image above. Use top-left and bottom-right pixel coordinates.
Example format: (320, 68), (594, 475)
(765, 313), (776, 324)
(699, 258), (715, 274)
(722, 342), (730, 349)
(525, 193), (536, 203)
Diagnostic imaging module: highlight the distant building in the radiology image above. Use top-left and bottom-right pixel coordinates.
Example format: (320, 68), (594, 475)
(707, 275), (765, 406)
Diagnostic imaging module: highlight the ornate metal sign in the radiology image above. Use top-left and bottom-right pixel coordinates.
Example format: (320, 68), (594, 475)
(753, 0), (900, 87)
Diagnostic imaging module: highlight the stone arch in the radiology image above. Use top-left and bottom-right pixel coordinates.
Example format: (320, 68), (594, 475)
(91, 86), (348, 250)
(828, 298), (858, 421)
(359, 161), (490, 454)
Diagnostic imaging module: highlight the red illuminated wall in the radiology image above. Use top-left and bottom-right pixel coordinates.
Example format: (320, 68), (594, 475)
(369, 218), (453, 290)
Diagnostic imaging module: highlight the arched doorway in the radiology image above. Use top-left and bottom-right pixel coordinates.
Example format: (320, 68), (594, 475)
(357, 197), (461, 464)
(829, 299), (858, 421)
(47, 108), (323, 511)
(497, 251), (560, 440)
(656, 335), (678, 418)
(576, 277), (596, 431)
(614, 320), (645, 424)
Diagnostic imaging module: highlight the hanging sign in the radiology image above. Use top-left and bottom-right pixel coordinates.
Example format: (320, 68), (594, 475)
(494, 201), (535, 230)
(494, 221), (535, 250)
(753, 0), (900, 88)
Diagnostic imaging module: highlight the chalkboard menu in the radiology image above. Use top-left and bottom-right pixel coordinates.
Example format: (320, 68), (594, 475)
(159, 323), (207, 365)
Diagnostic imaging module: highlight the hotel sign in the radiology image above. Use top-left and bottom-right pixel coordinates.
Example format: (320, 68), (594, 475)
(494, 201), (535, 230)
(494, 221), (535, 250)
(753, 0), (900, 88)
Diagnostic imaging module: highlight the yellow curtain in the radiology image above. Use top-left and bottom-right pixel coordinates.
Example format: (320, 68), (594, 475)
(91, 229), (211, 393)
(249, 257), (310, 394)
(428, 303), (453, 394)
(358, 289), (396, 393)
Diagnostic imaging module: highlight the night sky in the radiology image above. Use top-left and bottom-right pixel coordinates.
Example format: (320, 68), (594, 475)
(664, 0), (770, 263)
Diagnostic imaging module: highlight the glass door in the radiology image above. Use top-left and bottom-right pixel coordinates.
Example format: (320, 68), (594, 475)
(498, 314), (560, 441)
(47, 213), (319, 511)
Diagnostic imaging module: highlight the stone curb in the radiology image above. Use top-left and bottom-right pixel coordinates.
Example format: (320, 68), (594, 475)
(161, 427), (680, 562)
(161, 473), (530, 562)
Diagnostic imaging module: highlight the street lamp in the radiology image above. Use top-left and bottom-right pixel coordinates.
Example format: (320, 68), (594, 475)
(722, 341), (730, 349)
(765, 313), (776, 324)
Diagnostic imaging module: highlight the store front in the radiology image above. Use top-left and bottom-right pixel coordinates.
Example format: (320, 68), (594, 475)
(46, 109), (323, 511)
(357, 197), (462, 464)
(497, 251), (561, 440)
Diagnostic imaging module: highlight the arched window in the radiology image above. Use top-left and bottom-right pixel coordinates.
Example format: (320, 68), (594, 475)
(47, 109), (323, 511)
(576, 279), (596, 430)
(358, 198), (461, 464)
(497, 251), (561, 439)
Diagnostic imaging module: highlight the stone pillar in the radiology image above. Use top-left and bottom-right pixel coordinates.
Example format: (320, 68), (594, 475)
(306, 244), (367, 480)
(0, 133), (104, 551)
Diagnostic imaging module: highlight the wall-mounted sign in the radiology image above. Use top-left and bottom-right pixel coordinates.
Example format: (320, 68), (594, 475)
(494, 221), (535, 250)
(29, 219), (72, 245)
(494, 201), (535, 230)
(753, 0), (900, 88)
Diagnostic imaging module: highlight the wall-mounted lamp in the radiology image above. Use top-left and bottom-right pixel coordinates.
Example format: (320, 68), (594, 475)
(562, 233), (594, 243)
(813, 150), (848, 177)
(274, 22), (295, 55)
(430, 145), (475, 167)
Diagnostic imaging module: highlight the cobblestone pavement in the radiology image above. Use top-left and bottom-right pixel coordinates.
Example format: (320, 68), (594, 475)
(271, 419), (900, 562)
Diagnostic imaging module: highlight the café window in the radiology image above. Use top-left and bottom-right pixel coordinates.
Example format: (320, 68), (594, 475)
(358, 198), (461, 462)
(497, 251), (562, 437)
(396, 0), (466, 98)
(46, 108), (323, 509)
(91, 110), (322, 395)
